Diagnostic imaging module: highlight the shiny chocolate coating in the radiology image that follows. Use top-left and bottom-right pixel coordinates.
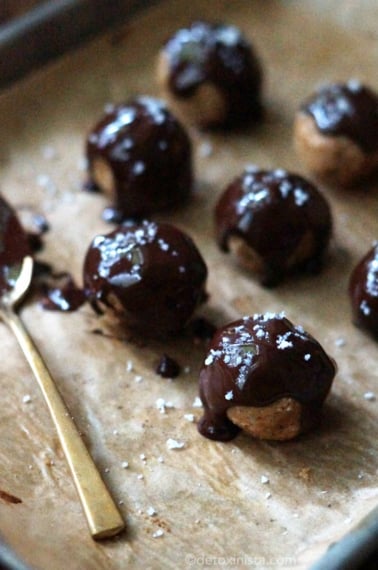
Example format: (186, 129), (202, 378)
(349, 243), (378, 338)
(0, 194), (31, 293)
(301, 81), (378, 152)
(155, 353), (181, 378)
(162, 21), (263, 128)
(198, 313), (336, 441)
(86, 97), (193, 219)
(83, 221), (208, 337)
(215, 168), (332, 286)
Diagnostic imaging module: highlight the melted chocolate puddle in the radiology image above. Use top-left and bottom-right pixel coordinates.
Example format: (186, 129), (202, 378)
(39, 272), (86, 312)
(0, 195), (31, 294)
(155, 354), (181, 378)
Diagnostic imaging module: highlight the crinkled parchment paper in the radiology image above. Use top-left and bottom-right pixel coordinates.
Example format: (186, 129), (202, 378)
(0, 1), (377, 568)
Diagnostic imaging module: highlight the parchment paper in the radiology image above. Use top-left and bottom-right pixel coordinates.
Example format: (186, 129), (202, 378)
(0, 1), (377, 569)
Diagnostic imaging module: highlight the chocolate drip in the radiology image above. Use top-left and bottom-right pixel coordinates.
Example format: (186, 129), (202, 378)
(198, 314), (336, 441)
(302, 81), (378, 152)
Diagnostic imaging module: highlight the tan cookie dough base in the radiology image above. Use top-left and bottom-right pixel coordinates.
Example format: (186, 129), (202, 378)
(90, 156), (116, 198)
(294, 112), (378, 187)
(156, 51), (228, 128)
(227, 397), (316, 441)
(228, 231), (316, 279)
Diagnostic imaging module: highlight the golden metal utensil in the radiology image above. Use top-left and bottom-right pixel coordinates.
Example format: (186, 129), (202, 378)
(0, 256), (125, 539)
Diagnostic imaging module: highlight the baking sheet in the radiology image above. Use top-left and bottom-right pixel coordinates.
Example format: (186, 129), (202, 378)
(0, 1), (377, 568)
(0, 0), (159, 89)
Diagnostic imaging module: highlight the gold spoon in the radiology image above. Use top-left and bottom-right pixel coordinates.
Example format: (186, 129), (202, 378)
(0, 255), (125, 539)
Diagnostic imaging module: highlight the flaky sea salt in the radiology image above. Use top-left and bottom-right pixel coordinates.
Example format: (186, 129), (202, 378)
(139, 96), (166, 125)
(152, 529), (164, 538)
(41, 145), (57, 160)
(192, 396), (203, 408)
(166, 438), (185, 450)
(36, 173), (56, 194)
(121, 461), (129, 469)
(133, 161), (145, 175)
(364, 392), (376, 401)
(360, 300), (371, 315)
(22, 394), (32, 404)
(261, 475), (270, 484)
(225, 390), (233, 401)
(199, 141), (213, 157)
(147, 506), (157, 517)
(156, 398), (174, 414)
(184, 414), (195, 422)
(276, 333), (293, 350)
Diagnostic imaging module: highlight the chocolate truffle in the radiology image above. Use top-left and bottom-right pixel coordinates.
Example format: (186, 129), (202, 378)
(157, 21), (263, 129)
(215, 167), (332, 286)
(86, 96), (193, 221)
(349, 243), (378, 338)
(198, 313), (337, 442)
(294, 81), (378, 186)
(83, 221), (208, 337)
(0, 194), (31, 293)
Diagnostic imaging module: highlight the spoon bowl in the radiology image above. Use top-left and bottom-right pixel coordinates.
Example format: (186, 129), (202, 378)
(0, 255), (33, 312)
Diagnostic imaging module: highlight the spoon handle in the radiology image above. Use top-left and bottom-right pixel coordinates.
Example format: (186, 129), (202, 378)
(6, 308), (125, 540)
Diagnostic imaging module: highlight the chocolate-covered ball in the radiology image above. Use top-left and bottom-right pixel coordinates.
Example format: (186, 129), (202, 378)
(86, 96), (193, 221)
(83, 221), (208, 337)
(215, 167), (332, 286)
(157, 21), (263, 129)
(294, 81), (378, 186)
(349, 243), (378, 338)
(0, 194), (31, 293)
(198, 313), (337, 442)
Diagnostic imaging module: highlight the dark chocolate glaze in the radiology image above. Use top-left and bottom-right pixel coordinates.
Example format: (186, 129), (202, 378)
(155, 354), (181, 378)
(27, 233), (44, 253)
(301, 81), (378, 152)
(0, 195), (31, 293)
(163, 21), (263, 128)
(198, 313), (337, 441)
(86, 97), (193, 219)
(215, 168), (332, 286)
(17, 207), (49, 254)
(83, 221), (208, 337)
(191, 316), (217, 342)
(40, 273), (86, 312)
(349, 243), (378, 338)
